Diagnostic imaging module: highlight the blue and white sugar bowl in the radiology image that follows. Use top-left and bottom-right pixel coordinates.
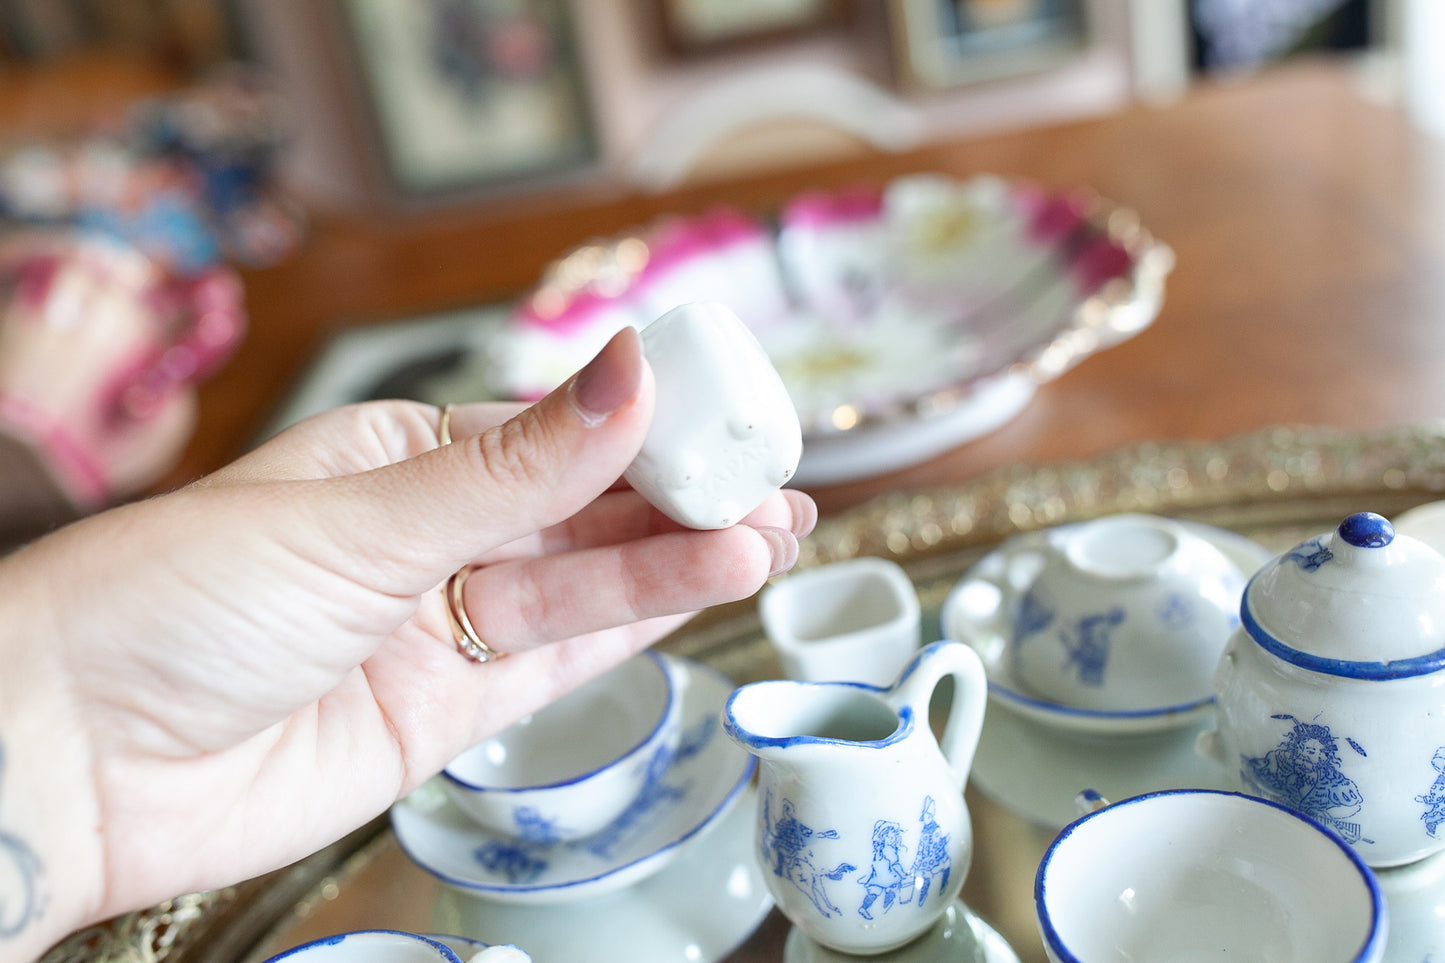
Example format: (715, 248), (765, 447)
(1198, 511), (1445, 868)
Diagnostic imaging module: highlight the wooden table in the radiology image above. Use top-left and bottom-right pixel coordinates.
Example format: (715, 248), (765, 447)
(171, 55), (1445, 517)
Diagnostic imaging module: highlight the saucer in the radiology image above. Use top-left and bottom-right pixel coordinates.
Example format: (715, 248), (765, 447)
(431, 784), (772, 963)
(941, 520), (1272, 736)
(969, 696), (1237, 830)
(783, 900), (1020, 963)
(391, 658), (753, 904)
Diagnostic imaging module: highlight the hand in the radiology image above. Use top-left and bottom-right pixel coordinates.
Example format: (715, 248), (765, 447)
(0, 327), (814, 958)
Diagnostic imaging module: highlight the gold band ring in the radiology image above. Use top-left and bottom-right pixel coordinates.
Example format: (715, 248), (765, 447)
(445, 566), (503, 663)
(438, 403), (456, 447)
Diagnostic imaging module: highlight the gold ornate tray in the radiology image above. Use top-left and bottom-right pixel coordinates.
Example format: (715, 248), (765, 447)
(43, 422), (1445, 963)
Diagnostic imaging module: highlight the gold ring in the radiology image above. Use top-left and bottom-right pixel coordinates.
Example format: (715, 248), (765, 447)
(438, 403), (456, 447)
(444, 566), (503, 663)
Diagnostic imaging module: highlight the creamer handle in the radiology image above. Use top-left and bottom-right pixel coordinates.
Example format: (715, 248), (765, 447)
(1195, 728), (1229, 768)
(889, 641), (988, 791)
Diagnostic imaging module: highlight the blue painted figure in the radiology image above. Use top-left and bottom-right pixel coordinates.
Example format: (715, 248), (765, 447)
(1058, 608), (1126, 687)
(1283, 538), (1334, 572)
(1015, 586), (1055, 639)
(1242, 716), (1367, 844)
(909, 796), (951, 906)
(1415, 747), (1445, 837)
(580, 740), (686, 859)
(857, 820), (907, 920)
(1156, 591), (1195, 630)
(761, 790), (855, 918)
(511, 805), (564, 845)
(472, 839), (547, 883)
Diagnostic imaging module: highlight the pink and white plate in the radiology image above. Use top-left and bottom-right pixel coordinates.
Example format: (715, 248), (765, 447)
(490, 173), (1174, 485)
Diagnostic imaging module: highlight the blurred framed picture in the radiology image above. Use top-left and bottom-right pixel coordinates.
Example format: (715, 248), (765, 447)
(337, 0), (597, 198)
(890, 0), (1088, 89)
(655, 0), (846, 54)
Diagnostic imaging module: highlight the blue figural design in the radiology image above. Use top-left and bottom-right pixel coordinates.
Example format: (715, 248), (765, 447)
(1058, 608), (1126, 687)
(1283, 537), (1334, 572)
(1241, 716), (1368, 845)
(1015, 587), (1055, 639)
(1416, 747), (1445, 837)
(761, 790), (951, 921)
(469, 714), (716, 881)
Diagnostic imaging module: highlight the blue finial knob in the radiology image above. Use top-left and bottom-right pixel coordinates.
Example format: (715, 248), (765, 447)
(1338, 512), (1395, 548)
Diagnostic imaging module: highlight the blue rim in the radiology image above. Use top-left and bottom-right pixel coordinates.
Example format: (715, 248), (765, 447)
(263, 930), (464, 963)
(1034, 789), (1387, 963)
(442, 650), (678, 793)
(393, 660), (755, 896)
(720, 678), (911, 751)
(987, 679), (1212, 721)
(1242, 570), (1445, 679)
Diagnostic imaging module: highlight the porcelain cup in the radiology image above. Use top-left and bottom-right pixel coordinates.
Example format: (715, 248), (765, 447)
(957, 513), (1245, 712)
(263, 930), (467, 963)
(442, 651), (683, 842)
(760, 556), (921, 686)
(1035, 789), (1388, 963)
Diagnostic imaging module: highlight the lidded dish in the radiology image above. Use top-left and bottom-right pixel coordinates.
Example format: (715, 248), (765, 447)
(1199, 511), (1445, 867)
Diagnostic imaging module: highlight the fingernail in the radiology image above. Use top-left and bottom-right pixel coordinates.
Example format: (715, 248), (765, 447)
(571, 326), (643, 426)
(790, 492), (818, 540)
(759, 527), (799, 578)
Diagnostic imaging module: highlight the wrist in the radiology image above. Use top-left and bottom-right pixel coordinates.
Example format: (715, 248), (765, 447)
(0, 566), (105, 961)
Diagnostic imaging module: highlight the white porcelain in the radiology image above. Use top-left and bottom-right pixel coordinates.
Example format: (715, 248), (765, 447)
(943, 517), (1267, 735)
(424, 935), (530, 963)
(970, 697), (1237, 830)
(723, 641), (988, 955)
(394, 658), (752, 904)
(432, 782), (772, 963)
(761, 556), (921, 686)
(1392, 499), (1445, 557)
(783, 898), (1020, 963)
(1374, 844), (1445, 962)
(1199, 512), (1445, 867)
(441, 652), (682, 843)
(263, 930), (465, 963)
(1036, 789), (1388, 963)
(423, 936), (531, 963)
(623, 301), (802, 530)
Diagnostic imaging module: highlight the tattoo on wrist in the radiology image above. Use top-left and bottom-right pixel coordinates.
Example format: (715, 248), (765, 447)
(0, 742), (44, 940)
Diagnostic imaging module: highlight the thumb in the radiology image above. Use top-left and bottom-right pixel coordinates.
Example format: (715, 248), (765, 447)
(316, 326), (654, 580)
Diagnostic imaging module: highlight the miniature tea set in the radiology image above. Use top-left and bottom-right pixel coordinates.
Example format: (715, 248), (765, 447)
(268, 301), (1445, 961)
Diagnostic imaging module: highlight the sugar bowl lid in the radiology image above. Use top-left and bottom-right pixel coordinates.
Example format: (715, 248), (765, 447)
(1241, 511), (1445, 678)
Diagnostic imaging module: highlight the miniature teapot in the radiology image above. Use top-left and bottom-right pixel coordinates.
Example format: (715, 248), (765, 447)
(722, 640), (987, 955)
(1197, 512), (1445, 867)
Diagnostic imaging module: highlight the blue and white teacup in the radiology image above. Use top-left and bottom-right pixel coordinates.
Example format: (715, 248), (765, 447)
(263, 930), (466, 963)
(1036, 790), (1387, 963)
(442, 651), (684, 843)
(960, 513), (1245, 713)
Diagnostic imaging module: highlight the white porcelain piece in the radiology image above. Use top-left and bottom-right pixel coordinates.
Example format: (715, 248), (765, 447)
(394, 658), (753, 903)
(432, 782), (772, 963)
(723, 641), (988, 955)
(263, 930), (465, 963)
(1036, 789), (1388, 963)
(1373, 843), (1445, 963)
(943, 517), (1266, 735)
(441, 652), (682, 843)
(761, 556), (921, 686)
(783, 898), (1020, 963)
(970, 697), (1236, 830)
(1199, 512), (1445, 867)
(623, 301), (801, 530)
(424, 935), (529, 963)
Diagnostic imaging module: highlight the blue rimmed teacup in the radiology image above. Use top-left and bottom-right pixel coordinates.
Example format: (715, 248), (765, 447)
(442, 651), (683, 842)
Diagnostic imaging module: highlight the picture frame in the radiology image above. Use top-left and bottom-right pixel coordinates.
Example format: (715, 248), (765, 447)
(335, 0), (598, 200)
(653, 0), (847, 55)
(889, 0), (1089, 89)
